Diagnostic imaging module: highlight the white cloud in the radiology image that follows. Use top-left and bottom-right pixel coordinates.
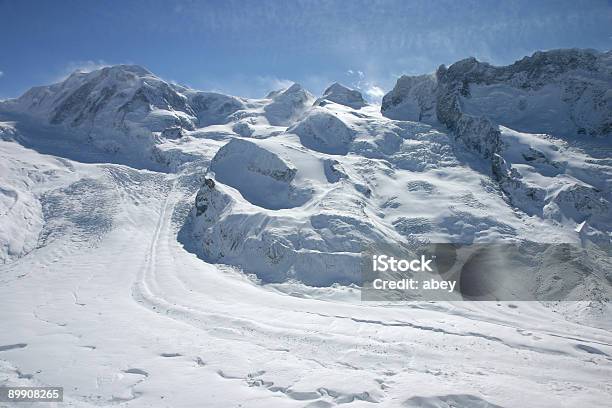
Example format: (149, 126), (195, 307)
(256, 76), (294, 92)
(345, 69), (386, 104)
(0, 71), (3, 78)
(365, 85), (385, 100)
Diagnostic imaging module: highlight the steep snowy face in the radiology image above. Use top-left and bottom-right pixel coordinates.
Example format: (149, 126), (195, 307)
(183, 90), (246, 127)
(208, 138), (314, 210)
(380, 74), (438, 122)
(288, 107), (356, 154)
(382, 49), (612, 138)
(3, 65), (198, 136)
(314, 83), (367, 109)
(492, 126), (611, 239)
(263, 83), (315, 126)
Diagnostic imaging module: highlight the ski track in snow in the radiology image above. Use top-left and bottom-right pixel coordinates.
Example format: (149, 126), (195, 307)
(0, 141), (610, 407)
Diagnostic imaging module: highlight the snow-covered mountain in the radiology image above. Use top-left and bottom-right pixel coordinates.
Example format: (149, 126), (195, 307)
(1, 50), (611, 407)
(382, 48), (612, 138)
(5, 65), (195, 135)
(0, 65), (247, 158)
(1, 52), (610, 286)
(382, 49), (612, 243)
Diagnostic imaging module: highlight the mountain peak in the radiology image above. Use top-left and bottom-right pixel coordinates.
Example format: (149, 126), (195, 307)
(64, 64), (154, 83)
(263, 83), (315, 126)
(284, 83), (305, 93)
(316, 82), (366, 109)
(324, 82), (351, 93)
(101, 64), (152, 76)
(265, 83), (307, 99)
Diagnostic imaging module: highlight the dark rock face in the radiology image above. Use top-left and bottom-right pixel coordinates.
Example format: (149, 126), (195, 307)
(161, 126), (185, 139)
(204, 178), (215, 189)
(195, 177), (229, 219)
(323, 159), (348, 183)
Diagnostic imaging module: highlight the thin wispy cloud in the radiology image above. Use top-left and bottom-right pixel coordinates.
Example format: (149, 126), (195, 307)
(1, 0), (609, 99)
(196, 74), (335, 99)
(364, 85), (385, 103)
(198, 74), (296, 98)
(345, 69), (386, 104)
(256, 76), (294, 93)
(52, 60), (111, 83)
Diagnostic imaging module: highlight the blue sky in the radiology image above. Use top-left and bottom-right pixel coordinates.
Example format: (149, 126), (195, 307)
(0, 0), (610, 101)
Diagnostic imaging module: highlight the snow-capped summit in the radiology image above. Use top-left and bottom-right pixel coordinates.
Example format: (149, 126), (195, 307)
(7, 64), (191, 121)
(0, 64), (254, 159)
(263, 83), (315, 126)
(314, 82), (367, 109)
(1, 64), (198, 143)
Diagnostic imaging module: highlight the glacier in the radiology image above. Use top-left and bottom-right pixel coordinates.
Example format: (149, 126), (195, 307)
(0, 48), (611, 407)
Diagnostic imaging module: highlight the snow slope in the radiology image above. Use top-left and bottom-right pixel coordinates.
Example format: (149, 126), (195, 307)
(0, 53), (611, 407)
(1, 137), (611, 408)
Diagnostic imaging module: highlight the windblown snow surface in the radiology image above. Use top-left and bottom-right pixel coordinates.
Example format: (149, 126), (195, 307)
(1, 50), (611, 407)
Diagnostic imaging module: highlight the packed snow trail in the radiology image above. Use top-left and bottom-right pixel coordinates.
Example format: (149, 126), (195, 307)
(1, 141), (610, 407)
